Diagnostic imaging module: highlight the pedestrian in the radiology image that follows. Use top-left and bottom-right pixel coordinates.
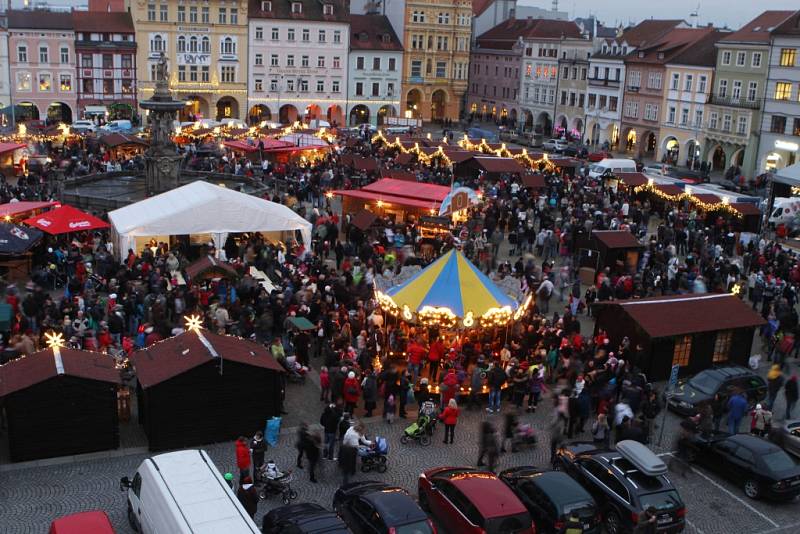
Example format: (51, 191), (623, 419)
(767, 364), (785, 411)
(235, 436), (251, 483)
(441, 368), (459, 408)
(785, 374), (799, 420)
(439, 398), (460, 444)
(362, 369), (378, 417)
(750, 404), (772, 437)
(567, 391), (581, 439)
(236, 476), (259, 519)
(340, 421), (371, 485)
(641, 390), (661, 442)
(343, 371), (361, 414)
(633, 506), (658, 534)
(469, 365), (484, 409)
(726, 389), (748, 434)
(295, 422), (311, 468)
(500, 413), (518, 453)
(697, 401), (714, 438)
(304, 430), (321, 483)
(527, 366), (543, 412)
(319, 366), (330, 402)
(512, 367), (528, 409)
(428, 337), (444, 383)
(477, 421), (499, 472)
(250, 431), (267, 476)
(486, 363), (507, 413)
(711, 393), (725, 432)
(320, 403), (340, 460)
(591, 413), (610, 448)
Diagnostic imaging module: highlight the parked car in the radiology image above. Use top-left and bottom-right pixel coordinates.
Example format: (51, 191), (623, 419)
(543, 139), (568, 153)
(333, 480), (434, 534)
(770, 419), (800, 458)
(668, 169), (708, 184)
(500, 467), (600, 534)
(642, 164), (675, 176)
(685, 432), (800, 500)
(262, 503), (352, 534)
(553, 440), (686, 534)
(418, 466), (535, 534)
(71, 120), (96, 133)
(587, 150), (610, 162)
(49, 511), (116, 534)
(667, 366), (767, 416)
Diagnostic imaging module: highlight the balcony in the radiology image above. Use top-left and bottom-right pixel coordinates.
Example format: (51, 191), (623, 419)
(708, 95), (760, 110)
(588, 76), (620, 87)
(626, 85), (639, 92)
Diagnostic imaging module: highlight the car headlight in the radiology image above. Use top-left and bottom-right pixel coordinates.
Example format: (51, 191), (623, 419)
(678, 401), (693, 408)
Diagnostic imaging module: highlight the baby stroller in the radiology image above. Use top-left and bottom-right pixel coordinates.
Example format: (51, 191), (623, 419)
(280, 355), (307, 384)
(401, 414), (436, 446)
(360, 436), (388, 473)
(511, 423), (538, 451)
(256, 460), (299, 504)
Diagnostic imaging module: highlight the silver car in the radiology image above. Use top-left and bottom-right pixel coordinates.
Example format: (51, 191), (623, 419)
(771, 419), (800, 458)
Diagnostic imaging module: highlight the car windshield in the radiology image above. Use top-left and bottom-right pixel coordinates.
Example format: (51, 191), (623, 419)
(485, 512), (532, 534)
(394, 519), (434, 534)
(687, 372), (723, 395)
(590, 164), (603, 173)
(562, 502), (595, 517)
(639, 490), (683, 512)
(761, 451), (797, 472)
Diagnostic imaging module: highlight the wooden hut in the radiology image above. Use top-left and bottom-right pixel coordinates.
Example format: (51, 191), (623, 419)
(0, 348), (120, 462)
(593, 294), (765, 380)
(131, 329), (284, 451)
(456, 156), (525, 179)
(591, 230), (644, 274)
(99, 132), (148, 159)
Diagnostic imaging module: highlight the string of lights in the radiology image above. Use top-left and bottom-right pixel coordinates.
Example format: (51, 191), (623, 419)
(632, 181), (743, 218)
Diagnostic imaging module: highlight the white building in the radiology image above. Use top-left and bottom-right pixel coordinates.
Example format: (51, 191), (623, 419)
(585, 40), (626, 148)
(758, 12), (800, 173)
(346, 14), (403, 126)
(248, 0), (349, 126)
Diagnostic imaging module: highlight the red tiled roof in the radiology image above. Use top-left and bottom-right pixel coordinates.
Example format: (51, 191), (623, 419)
(132, 330), (284, 388)
(472, 0), (493, 16)
(248, 0), (349, 22)
(632, 27), (715, 64)
(773, 10), (800, 36)
(476, 18), (583, 49)
(720, 10), (795, 43)
(621, 19), (686, 47)
(668, 30), (727, 67)
(0, 348), (120, 398)
(8, 9), (73, 30)
(616, 293), (765, 338)
(349, 14), (403, 51)
(72, 11), (134, 33)
(592, 230), (643, 249)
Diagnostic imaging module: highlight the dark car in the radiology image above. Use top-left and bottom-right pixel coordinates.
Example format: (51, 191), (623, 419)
(262, 503), (353, 534)
(587, 150), (610, 162)
(419, 466), (535, 534)
(686, 432), (800, 500)
(500, 467), (600, 533)
(553, 440), (685, 534)
(668, 366), (767, 416)
(333, 481), (434, 534)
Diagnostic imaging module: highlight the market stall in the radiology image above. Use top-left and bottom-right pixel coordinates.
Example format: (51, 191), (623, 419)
(455, 156), (526, 180)
(98, 132), (148, 160)
(590, 230), (644, 274)
(22, 205), (109, 235)
(333, 177), (451, 222)
(107, 181), (312, 258)
(0, 200), (58, 222)
(0, 222), (44, 282)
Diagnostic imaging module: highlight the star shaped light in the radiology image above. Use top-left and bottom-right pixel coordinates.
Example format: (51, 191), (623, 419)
(184, 314), (203, 332)
(45, 331), (65, 349)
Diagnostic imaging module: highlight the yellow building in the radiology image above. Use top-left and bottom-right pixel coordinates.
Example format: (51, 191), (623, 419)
(126, 0), (248, 121)
(402, 0), (472, 122)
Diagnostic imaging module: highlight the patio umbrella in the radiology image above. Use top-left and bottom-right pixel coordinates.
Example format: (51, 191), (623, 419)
(0, 222), (43, 254)
(22, 205), (109, 235)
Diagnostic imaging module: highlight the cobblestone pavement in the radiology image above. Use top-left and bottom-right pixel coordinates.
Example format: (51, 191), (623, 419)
(2, 368), (800, 534)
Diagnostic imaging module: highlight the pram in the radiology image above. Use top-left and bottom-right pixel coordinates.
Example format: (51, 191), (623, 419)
(256, 460), (299, 504)
(280, 355), (307, 384)
(511, 423), (538, 450)
(401, 401), (438, 446)
(360, 436), (388, 473)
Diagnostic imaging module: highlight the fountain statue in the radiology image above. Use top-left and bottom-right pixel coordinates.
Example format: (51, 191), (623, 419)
(140, 53), (186, 195)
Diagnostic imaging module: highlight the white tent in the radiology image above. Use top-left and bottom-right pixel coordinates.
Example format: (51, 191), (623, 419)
(108, 181), (312, 257)
(774, 162), (800, 186)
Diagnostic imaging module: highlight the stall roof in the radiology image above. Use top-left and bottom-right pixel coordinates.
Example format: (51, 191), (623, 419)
(592, 230), (643, 249)
(380, 169), (417, 182)
(185, 255), (239, 281)
(361, 178), (451, 202)
(731, 202), (761, 216)
(443, 150), (475, 163)
(132, 330), (283, 388)
(0, 142), (26, 155)
(692, 193), (721, 205)
(468, 156), (525, 174)
(615, 293), (765, 338)
(0, 201), (58, 218)
(351, 209), (378, 231)
(335, 189), (442, 210)
(99, 133), (148, 149)
(223, 139), (258, 153)
(395, 153), (414, 165)
(655, 183), (684, 197)
(351, 156), (379, 171)
(0, 348), (120, 397)
(616, 172), (648, 187)
(550, 157), (581, 168)
(521, 173), (546, 189)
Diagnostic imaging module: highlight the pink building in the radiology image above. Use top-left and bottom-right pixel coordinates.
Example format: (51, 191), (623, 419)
(467, 21), (522, 127)
(8, 10), (77, 124)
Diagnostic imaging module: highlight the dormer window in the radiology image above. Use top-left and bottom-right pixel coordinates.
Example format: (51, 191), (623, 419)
(602, 45), (607, 53)
(261, 1), (271, 11)
(657, 52), (664, 59)
(381, 34), (390, 43)
(638, 51), (645, 58)
(292, 2), (302, 14)
(359, 32), (368, 41)
(323, 3), (334, 15)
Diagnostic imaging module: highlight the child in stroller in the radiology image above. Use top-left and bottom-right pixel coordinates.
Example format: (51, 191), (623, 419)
(359, 436), (388, 473)
(280, 354), (307, 383)
(401, 400), (438, 446)
(256, 460), (298, 504)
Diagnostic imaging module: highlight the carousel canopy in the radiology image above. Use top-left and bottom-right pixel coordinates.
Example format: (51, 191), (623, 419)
(378, 249), (531, 328)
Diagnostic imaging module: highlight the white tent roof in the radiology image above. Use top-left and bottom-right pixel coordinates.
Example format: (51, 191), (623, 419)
(774, 162), (800, 186)
(108, 181), (311, 250)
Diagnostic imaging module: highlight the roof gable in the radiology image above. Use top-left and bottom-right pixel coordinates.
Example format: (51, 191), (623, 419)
(249, 0), (349, 23)
(8, 9), (74, 30)
(349, 14), (403, 51)
(719, 10), (795, 43)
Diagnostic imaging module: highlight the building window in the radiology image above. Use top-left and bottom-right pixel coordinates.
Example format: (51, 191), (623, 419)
(387, 57), (396, 71)
(270, 79), (277, 91)
(718, 79), (728, 98)
(38, 73), (51, 91)
(220, 66), (235, 83)
(82, 54), (93, 68)
(150, 35), (164, 53)
(333, 30), (341, 43)
(286, 55), (294, 67)
(287, 28), (295, 41)
(436, 61), (446, 77)
(202, 37), (210, 53)
(159, 4), (167, 22)
(609, 96), (618, 111)
(299, 79), (308, 92)
(122, 79), (132, 94)
(319, 30), (326, 43)
(410, 60), (422, 77)
(255, 54), (263, 65)
(412, 10), (425, 23)
(17, 45), (27, 63)
(301, 55), (309, 68)
(255, 78), (263, 92)
(271, 28), (279, 40)
(178, 65), (186, 82)
(189, 36), (197, 53)
(709, 112), (718, 129)
(373, 57), (380, 70)
(387, 82), (394, 96)
(333, 56), (341, 69)
(437, 12), (449, 24)
(722, 114), (732, 132)
(694, 109), (703, 127)
(177, 5), (185, 22)
(680, 108), (689, 125)
(221, 37), (235, 55)
(670, 72), (679, 90)
(202, 6), (209, 23)
(721, 50), (731, 65)
(147, 3), (155, 21)
(771, 115), (787, 134)
(287, 79), (294, 91)
(291, 2), (302, 14)
(775, 82), (792, 100)
(698, 75), (707, 93)
(150, 64), (157, 81)
(751, 52), (762, 68)
(712, 331), (733, 363)
(122, 54), (132, 69)
(794, 118), (800, 137)
(747, 81), (758, 101)
(323, 3), (333, 15)
(317, 56), (325, 68)
(102, 54), (113, 69)
(255, 27), (263, 40)
(732, 80), (742, 100)
(201, 66), (209, 82)
(270, 54), (278, 66)
(684, 74), (693, 92)
(316, 79), (324, 92)
(372, 82), (380, 96)
(667, 106), (676, 124)
(355, 82), (363, 96)
(231, 8), (238, 24)
(262, 1), (272, 11)
(39, 46), (48, 63)
(60, 47), (69, 64)
(672, 335), (692, 367)
(780, 48), (797, 67)
(736, 51), (746, 66)
(737, 116), (748, 135)
(356, 56), (364, 70)
(332, 80), (339, 92)
(82, 78), (93, 93)
(302, 29), (309, 42)
(189, 6), (198, 23)
(189, 66), (197, 82)
(16, 71), (32, 91)
(218, 7), (227, 24)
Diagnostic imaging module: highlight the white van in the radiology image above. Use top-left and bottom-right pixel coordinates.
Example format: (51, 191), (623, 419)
(120, 449), (259, 534)
(588, 158), (637, 179)
(100, 120), (133, 132)
(769, 197), (800, 226)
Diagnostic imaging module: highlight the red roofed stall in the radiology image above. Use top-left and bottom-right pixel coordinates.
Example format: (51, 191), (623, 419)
(0, 348), (121, 462)
(333, 178), (451, 220)
(131, 329), (284, 451)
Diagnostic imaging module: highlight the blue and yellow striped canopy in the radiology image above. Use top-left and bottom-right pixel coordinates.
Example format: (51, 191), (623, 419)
(385, 249), (518, 318)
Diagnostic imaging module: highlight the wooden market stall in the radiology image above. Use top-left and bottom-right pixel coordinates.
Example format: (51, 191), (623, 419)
(593, 293), (765, 380)
(590, 230), (644, 274)
(455, 155), (525, 180)
(98, 133), (148, 159)
(334, 177), (451, 222)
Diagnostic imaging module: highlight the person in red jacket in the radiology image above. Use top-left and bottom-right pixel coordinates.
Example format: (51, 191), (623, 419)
(439, 398), (460, 444)
(441, 368), (459, 407)
(342, 371), (361, 413)
(235, 436), (251, 483)
(428, 338), (445, 383)
(406, 339), (426, 385)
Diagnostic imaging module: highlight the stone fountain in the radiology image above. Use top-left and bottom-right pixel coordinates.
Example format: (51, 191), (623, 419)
(139, 53), (186, 196)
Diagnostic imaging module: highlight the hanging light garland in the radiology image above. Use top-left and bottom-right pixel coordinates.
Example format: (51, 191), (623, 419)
(632, 181), (743, 218)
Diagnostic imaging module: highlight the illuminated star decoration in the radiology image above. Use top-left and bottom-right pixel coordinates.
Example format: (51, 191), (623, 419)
(45, 331), (65, 349)
(731, 283), (742, 296)
(184, 314), (203, 332)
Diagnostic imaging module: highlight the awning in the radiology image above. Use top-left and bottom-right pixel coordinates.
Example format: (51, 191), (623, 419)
(0, 142), (26, 155)
(287, 316), (315, 330)
(731, 202), (761, 216)
(22, 205), (110, 235)
(616, 172), (648, 187)
(223, 140), (258, 153)
(0, 201), (58, 218)
(334, 189), (442, 210)
(83, 105), (107, 115)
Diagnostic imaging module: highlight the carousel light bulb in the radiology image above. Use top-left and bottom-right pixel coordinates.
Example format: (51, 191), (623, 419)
(184, 314), (203, 332)
(45, 331), (65, 349)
